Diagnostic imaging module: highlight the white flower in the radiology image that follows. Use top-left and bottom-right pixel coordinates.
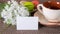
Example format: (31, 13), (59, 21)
(4, 18), (12, 24)
(1, 0), (29, 25)
(1, 10), (7, 18)
(11, 18), (16, 25)
(4, 5), (9, 11)
(8, 1), (11, 4)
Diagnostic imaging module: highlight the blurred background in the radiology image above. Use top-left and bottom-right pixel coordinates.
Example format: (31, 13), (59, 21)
(0, 0), (60, 3)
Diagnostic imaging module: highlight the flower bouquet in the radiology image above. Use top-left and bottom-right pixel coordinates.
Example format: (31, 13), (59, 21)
(1, 0), (29, 25)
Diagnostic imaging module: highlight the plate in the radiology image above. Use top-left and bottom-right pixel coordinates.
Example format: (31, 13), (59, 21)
(34, 11), (60, 27)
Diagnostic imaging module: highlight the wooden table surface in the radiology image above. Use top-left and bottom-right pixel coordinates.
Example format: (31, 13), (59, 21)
(0, 21), (60, 34)
(0, 0), (60, 34)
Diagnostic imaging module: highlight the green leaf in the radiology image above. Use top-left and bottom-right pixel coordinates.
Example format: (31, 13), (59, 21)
(0, 3), (7, 19)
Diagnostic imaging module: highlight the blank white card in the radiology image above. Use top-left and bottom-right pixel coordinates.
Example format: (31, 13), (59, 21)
(16, 17), (38, 30)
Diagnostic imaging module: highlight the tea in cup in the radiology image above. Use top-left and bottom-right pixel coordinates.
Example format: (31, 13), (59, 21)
(37, 1), (60, 22)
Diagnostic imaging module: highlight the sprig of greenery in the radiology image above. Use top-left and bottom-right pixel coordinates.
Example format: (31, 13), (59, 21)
(0, 3), (6, 19)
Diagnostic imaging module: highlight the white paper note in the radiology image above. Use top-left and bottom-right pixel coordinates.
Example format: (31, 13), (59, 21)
(16, 17), (38, 30)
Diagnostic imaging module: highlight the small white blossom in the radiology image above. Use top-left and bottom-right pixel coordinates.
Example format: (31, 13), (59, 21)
(4, 5), (9, 10)
(1, 0), (29, 25)
(8, 1), (11, 4)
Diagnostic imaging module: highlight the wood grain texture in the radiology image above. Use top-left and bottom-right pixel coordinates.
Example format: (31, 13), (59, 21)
(0, 22), (60, 34)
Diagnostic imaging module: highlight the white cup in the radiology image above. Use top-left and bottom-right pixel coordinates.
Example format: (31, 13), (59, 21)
(37, 4), (60, 22)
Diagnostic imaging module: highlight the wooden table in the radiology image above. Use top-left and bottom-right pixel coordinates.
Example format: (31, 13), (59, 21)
(0, 21), (60, 34)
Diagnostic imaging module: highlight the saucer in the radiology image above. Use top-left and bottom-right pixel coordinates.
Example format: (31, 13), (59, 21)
(34, 11), (60, 27)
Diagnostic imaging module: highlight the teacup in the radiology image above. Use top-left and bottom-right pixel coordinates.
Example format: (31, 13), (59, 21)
(37, 1), (60, 22)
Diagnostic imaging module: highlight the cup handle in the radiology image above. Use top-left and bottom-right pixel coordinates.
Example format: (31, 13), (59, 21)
(37, 4), (43, 14)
